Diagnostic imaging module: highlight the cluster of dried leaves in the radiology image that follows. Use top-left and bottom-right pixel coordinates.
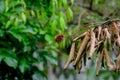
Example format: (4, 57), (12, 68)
(64, 19), (120, 75)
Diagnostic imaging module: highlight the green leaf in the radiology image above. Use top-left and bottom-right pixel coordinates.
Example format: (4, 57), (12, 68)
(32, 71), (47, 80)
(60, 16), (66, 31)
(5, 20), (11, 29)
(0, 30), (4, 37)
(9, 31), (23, 42)
(67, 7), (73, 21)
(51, 19), (57, 34)
(14, 18), (19, 27)
(0, 56), (3, 62)
(19, 58), (29, 73)
(71, 0), (74, 5)
(45, 54), (57, 66)
(21, 12), (26, 24)
(4, 57), (18, 69)
(62, 0), (67, 7)
(45, 34), (53, 44)
(20, 27), (37, 35)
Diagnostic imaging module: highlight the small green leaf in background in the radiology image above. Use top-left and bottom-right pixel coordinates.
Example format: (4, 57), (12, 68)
(32, 71), (47, 80)
(71, 0), (74, 5)
(62, 0), (67, 7)
(0, 30), (4, 37)
(60, 16), (66, 31)
(9, 31), (23, 42)
(21, 12), (26, 24)
(19, 58), (29, 73)
(51, 19), (57, 34)
(0, 56), (2, 62)
(67, 7), (73, 21)
(45, 34), (53, 44)
(45, 55), (58, 66)
(4, 57), (18, 69)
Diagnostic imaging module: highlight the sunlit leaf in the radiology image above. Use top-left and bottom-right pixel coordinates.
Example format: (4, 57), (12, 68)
(71, 0), (74, 5)
(4, 57), (18, 69)
(67, 7), (73, 21)
(45, 34), (53, 44)
(51, 19), (57, 34)
(62, 0), (67, 7)
(60, 17), (66, 31)
(21, 12), (26, 24)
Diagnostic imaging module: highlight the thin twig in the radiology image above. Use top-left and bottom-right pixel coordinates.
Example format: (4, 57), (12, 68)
(87, 19), (120, 27)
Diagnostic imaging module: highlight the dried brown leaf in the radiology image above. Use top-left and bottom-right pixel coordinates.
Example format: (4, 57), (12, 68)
(103, 28), (111, 44)
(103, 47), (116, 71)
(76, 60), (82, 73)
(116, 35), (120, 48)
(97, 26), (102, 41)
(96, 50), (104, 75)
(83, 52), (87, 66)
(74, 32), (90, 67)
(64, 42), (76, 70)
(114, 50), (120, 72)
(111, 22), (119, 37)
(88, 30), (96, 59)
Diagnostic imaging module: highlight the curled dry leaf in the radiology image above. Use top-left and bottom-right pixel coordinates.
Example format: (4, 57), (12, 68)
(112, 22), (120, 47)
(103, 28), (111, 44)
(114, 50), (120, 72)
(111, 22), (119, 37)
(96, 49), (104, 75)
(88, 29), (96, 59)
(74, 32), (90, 67)
(116, 36), (120, 47)
(83, 52), (87, 66)
(64, 42), (76, 70)
(97, 26), (102, 41)
(103, 47), (116, 71)
(76, 60), (82, 73)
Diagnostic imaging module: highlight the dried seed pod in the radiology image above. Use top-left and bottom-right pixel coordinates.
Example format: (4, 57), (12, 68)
(100, 29), (105, 41)
(83, 52), (87, 66)
(111, 22), (119, 37)
(116, 34), (120, 47)
(88, 30), (96, 59)
(103, 47), (116, 71)
(64, 42), (76, 70)
(74, 32), (90, 67)
(116, 21), (120, 30)
(112, 22), (120, 47)
(76, 60), (82, 73)
(96, 42), (104, 54)
(114, 51), (120, 72)
(101, 54), (105, 68)
(95, 40), (103, 47)
(97, 26), (102, 41)
(96, 50), (104, 75)
(103, 28), (111, 44)
(73, 32), (87, 42)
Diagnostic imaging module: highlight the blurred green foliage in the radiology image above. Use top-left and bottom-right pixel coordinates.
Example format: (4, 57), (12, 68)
(0, 0), (73, 79)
